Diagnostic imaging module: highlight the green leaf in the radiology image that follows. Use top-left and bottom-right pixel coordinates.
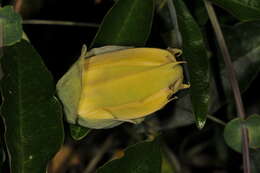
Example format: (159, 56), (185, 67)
(210, 0), (260, 21)
(0, 6), (23, 46)
(174, 0), (210, 129)
(224, 114), (260, 152)
(209, 22), (260, 113)
(97, 138), (161, 173)
(0, 40), (64, 173)
(91, 0), (154, 47)
(69, 124), (90, 141)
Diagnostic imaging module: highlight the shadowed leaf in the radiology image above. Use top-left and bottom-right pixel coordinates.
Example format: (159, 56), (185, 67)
(0, 40), (64, 173)
(210, 0), (260, 21)
(91, 0), (154, 48)
(97, 138), (161, 173)
(209, 22), (260, 113)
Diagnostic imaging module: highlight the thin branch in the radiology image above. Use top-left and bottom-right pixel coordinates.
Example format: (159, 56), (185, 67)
(0, 28), (2, 55)
(23, 20), (99, 28)
(162, 143), (181, 173)
(48, 144), (75, 173)
(203, 1), (251, 173)
(0, 30), (3, 80)
(14, 0), (23, 13)
(84, 135), (114, 173)
(207, 115), (226, 126)
(157, 0), (182, 48)
(0, 5), (3, 58)
(0, 4), (4, 105)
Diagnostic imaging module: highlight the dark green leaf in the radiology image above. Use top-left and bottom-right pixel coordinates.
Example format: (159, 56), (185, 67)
(209, 22), (260, 113)
(161, 153), (174, 173)
(251, 149), (260, 173)
(97, 138), (161, 173)
(0, 118), (5, 173)
(191, 0), (209, 26)
(174, 0), (210, 129)
(0, 40), (64, 173)
(0, 6), (22, 46)
(224, 114), (260, 152)
(0, 145), (4, 173)
(91, 0), (154, 47)
(69, 124), (90, 141)
(210, 0), (260, 21)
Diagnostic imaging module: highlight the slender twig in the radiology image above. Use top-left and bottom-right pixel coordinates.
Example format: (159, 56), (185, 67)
(0, 6), (3, 58)
(162, 143), (181, 173)
(207, 115), (226, 126)
(14, 0), (23, 13)
(23, 20), (99, 28)
(203, 1), (251, 173)
(157, 0), (182, 48)
(48, 144), (75, 173)
(84, 135), (114, 173)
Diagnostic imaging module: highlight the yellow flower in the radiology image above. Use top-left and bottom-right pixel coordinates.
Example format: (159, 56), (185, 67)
(57, 46), (189, 129)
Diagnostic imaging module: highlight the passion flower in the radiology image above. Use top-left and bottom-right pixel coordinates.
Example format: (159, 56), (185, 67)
(57, 46), (189, 129)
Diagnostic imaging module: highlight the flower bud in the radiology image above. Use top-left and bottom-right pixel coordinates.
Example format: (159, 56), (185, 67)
(57, 46), (189, 129)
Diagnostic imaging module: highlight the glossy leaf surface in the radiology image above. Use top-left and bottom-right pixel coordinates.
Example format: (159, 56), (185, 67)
(0, 40), (64, 173)
(174, 0), (210, 129)
(91, 0), (154, 47)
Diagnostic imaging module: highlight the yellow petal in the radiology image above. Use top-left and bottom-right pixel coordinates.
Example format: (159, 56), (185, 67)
(57, 46), (189, 129)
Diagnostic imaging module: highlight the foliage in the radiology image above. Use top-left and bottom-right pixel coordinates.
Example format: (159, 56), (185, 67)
(0, 6), (22, 46)
(97, 138), (161, 173)
(174, 0), (209, 129)
(224, 114), (260, 152)
(1, 40), (64, 173)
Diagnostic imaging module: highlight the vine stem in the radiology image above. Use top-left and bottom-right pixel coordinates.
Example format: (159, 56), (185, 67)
(84, 135), (114, 173)
(203, 1), (251, 173)
(23, 20), (99, 28)
(207, 115), (226, 126)
(14, 0), (23, 13)
(0, 4), (3, 58)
